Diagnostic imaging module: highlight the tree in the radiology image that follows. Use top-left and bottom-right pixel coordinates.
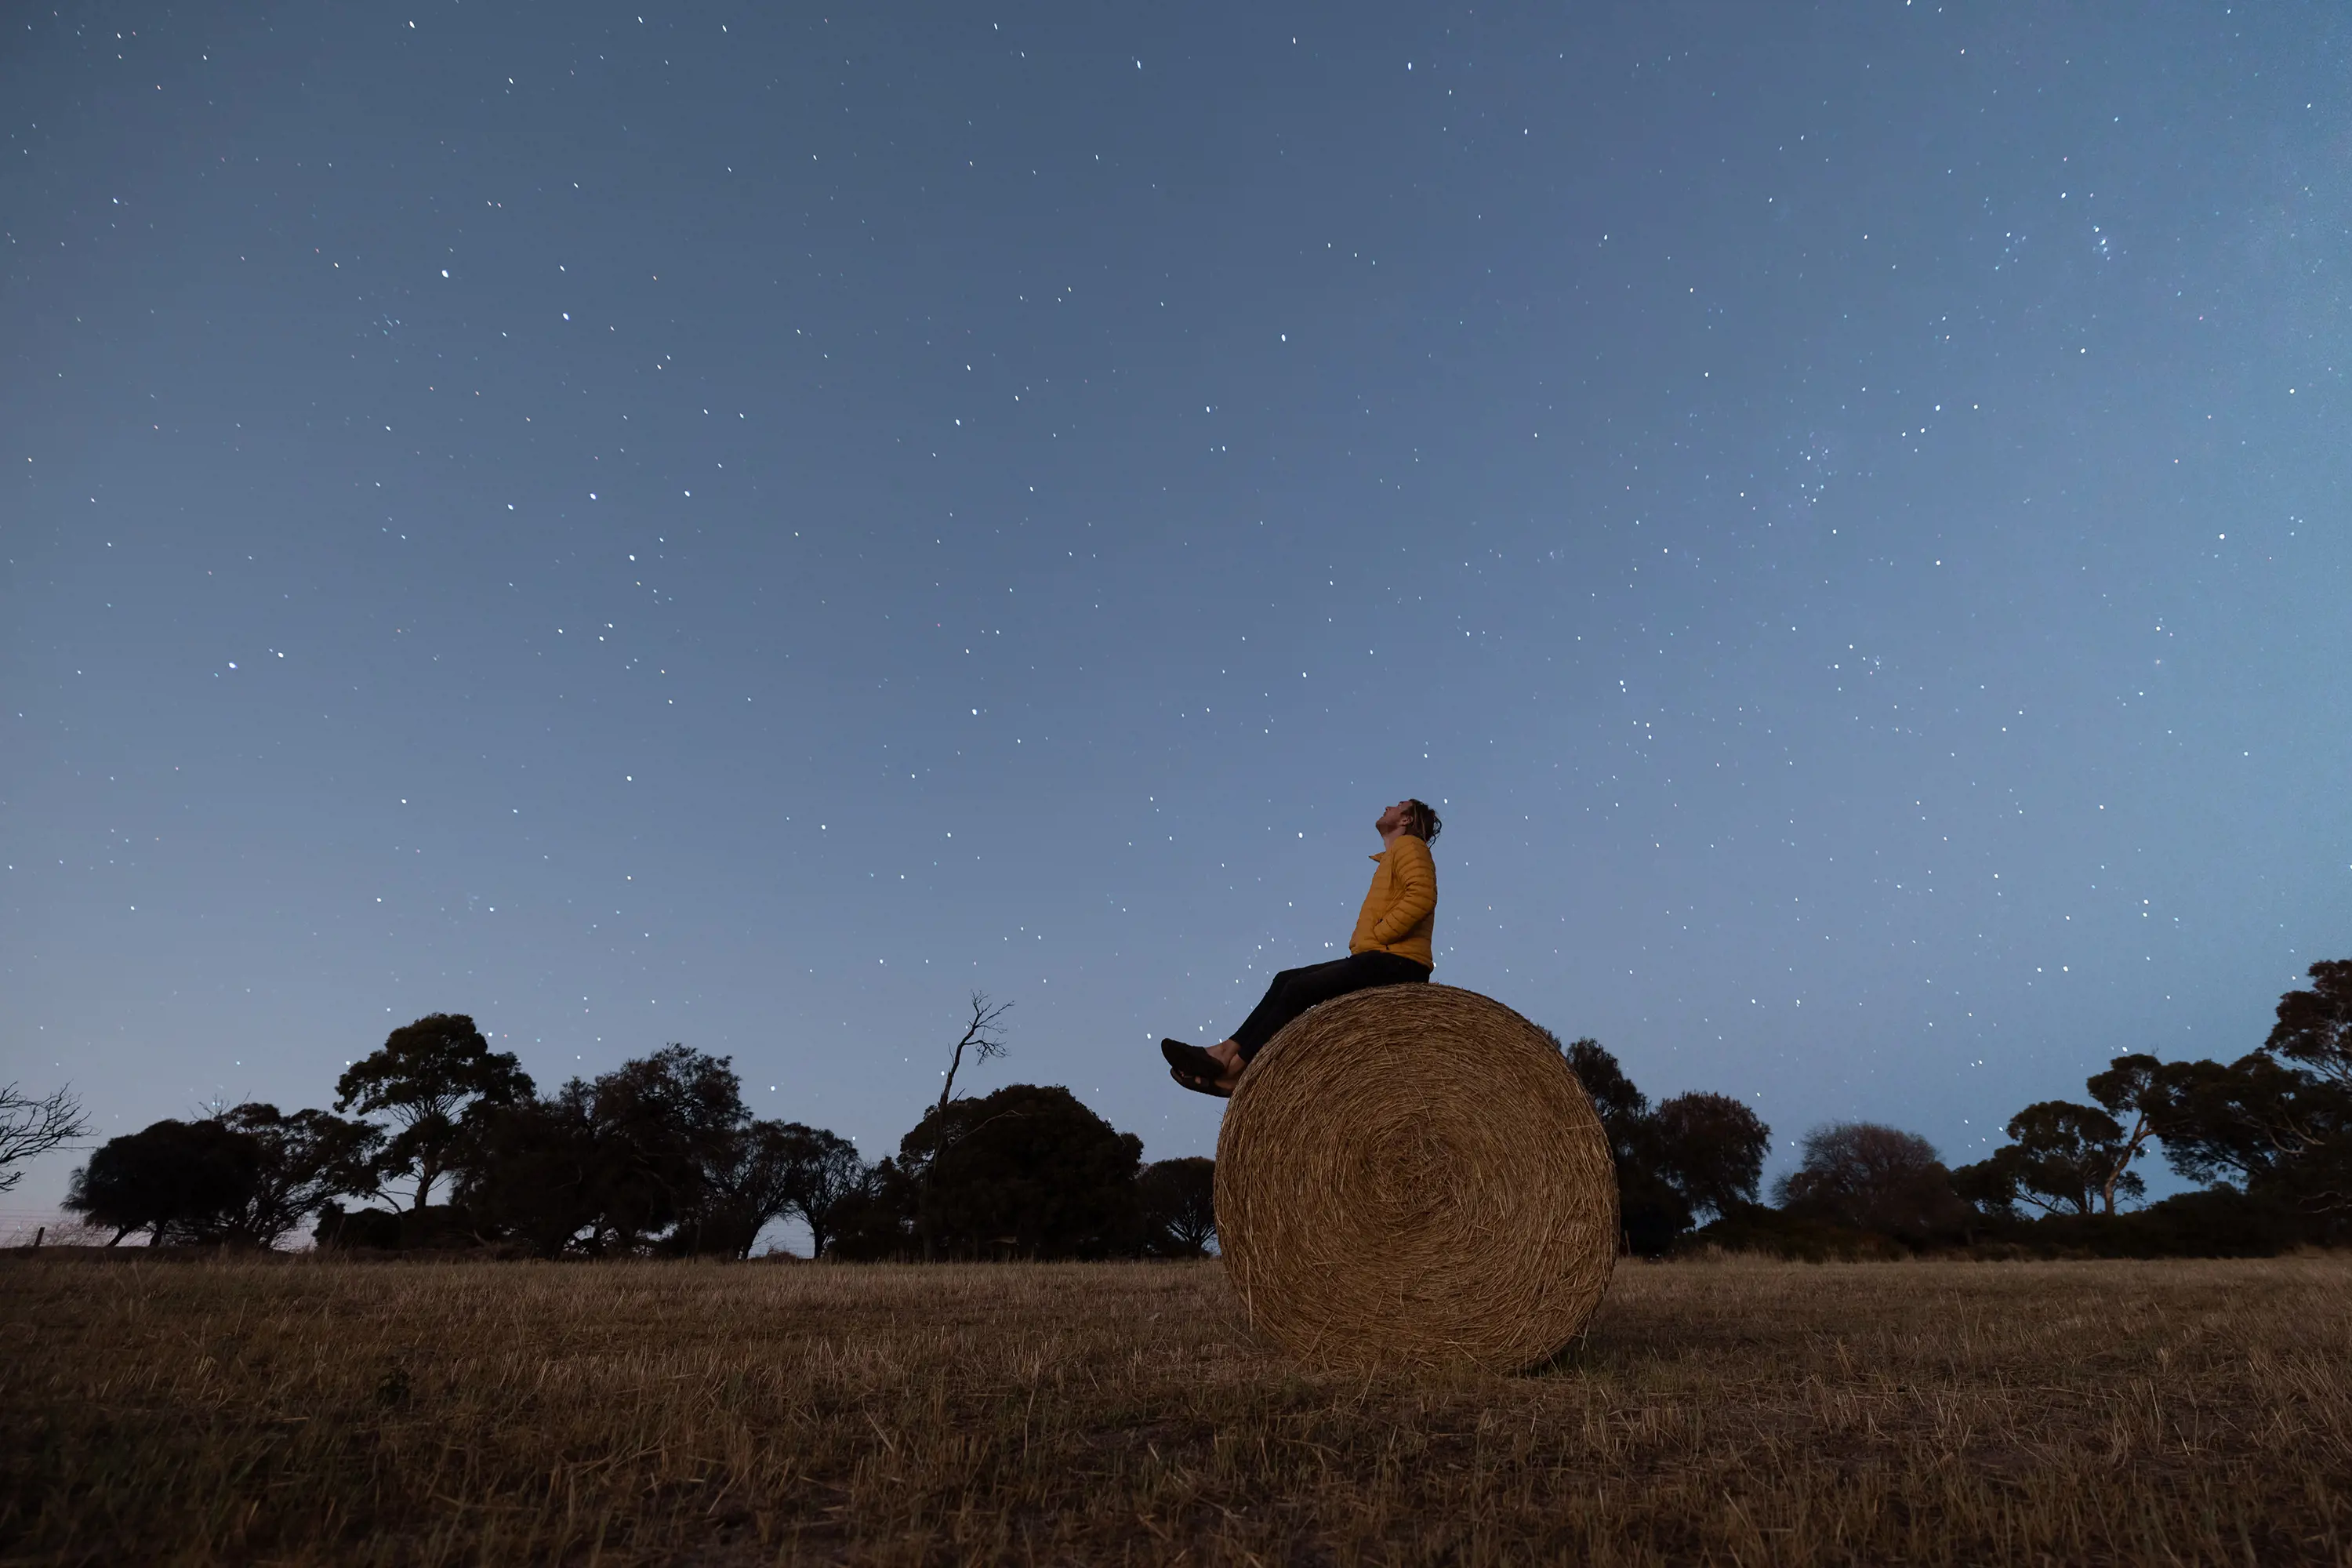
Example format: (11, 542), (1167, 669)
(902, 1083), (1143, 1259)
(2145, 1052), (2350, 1215)
(0, 1083), (89, 1193)
(1550, 1033), (1687, 1255)
(935, 991), (1011, 1116)
(1652, 1092), (1773, 1223)
(335, 1014), (534, 1210)
(778, 1123), (870, 1258)
(214, 1103), (379, 1247)
(449, 1045), (756, 1256)
(1948, 1154), (2019, 1225)
(1556, 1034), (1647, 1129)
(1138, 1156), (1217, 1257)
(64, 1120), (262, 1245)
(2267, 960), (2352, 1086)
(449, 1087), (606, 1255)
(1984, 1101), (2143, 1218)
(686, 1116), (866, 1259)
(2083, 1054), (2164, 1214)
(913, 992), (1011, 1258)
(826, 1156), (922, 1260)
(681, 1117), (803, 1258)
(588, 1044), (750, 1250)
(439, 1045), (868, 1258)
(1774, 1122), (1965, 1245)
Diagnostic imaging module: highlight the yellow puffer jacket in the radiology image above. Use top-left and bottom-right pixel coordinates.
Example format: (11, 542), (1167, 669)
(1348, 833), (1437, 967)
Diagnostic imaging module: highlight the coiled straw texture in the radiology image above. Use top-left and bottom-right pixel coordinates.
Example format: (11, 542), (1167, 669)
(1215, 984), (1617, 1372)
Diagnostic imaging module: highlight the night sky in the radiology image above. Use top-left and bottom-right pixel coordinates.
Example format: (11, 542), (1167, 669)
(5, 2), (2347, 1229)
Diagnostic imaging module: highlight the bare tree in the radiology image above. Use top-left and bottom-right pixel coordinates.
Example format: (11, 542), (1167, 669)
(0, 1083), (89, 1194)
(915, 992), (1011, 1259)
(935, 992), (1011, 1116)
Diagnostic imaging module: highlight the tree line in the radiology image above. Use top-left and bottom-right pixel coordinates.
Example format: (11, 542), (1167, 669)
(1690, 960), (2352, 1258)
(31, 960), (2350, 1260)
(53, 998), (1216, 1260)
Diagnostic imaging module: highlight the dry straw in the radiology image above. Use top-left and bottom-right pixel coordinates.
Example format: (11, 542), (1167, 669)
(1215, 984), (1618, 1371)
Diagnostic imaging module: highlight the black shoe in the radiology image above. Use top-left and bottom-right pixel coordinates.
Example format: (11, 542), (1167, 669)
(1170, 1064), (1234, 1099)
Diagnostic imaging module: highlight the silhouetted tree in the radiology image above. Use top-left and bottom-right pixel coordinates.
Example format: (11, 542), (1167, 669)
(2267, 960), (2352, 1086)
(1548, 1033), (1689, 1255)
(336, 1014), (534, 1209)
(915, 992), (1011, 1259)
(1948, 1153), (2019, 1227)
(213, 1103), (380, 1247)
(449, 1087), (605, 1255)
(0, 1082), (89, 1192)
(1774, 1122), (1965, 1245)
(688, 1116), (866, 1259)
(1138, 1156), (1218, 1257)
(2117, 964), (2352, 1221)
(1652, 1092), (1773, 1222)
(590, 1044), (749, 1250)
(1979, 1100), (2144, 1218)
(439, 1044), (865, 1258)
(902, 1083), (1143, 1259)
(2145, 1052), (2351, 1216)
(1556, 1034), (1647, 1128)
(778, 1123), (870, 1258)
(678, 1116), (801, 1258)
(64, 1120), (261, 1245)
(826, 1156), (921, 1260)
(2083, 1053), (2164, 1214)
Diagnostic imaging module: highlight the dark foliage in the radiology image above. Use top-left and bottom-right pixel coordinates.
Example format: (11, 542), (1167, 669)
(65, 1120), (263, 1245)
(441, 1046), (861, 1258)
(452, 1087), (610, 1254)
(826, 1157), (922, 1260)
(2267, 959), (2352, 1087)
(1968, 1100), (2144, 1218)
(2009, 1187), (2313, 1258)
(1652, 1092), (1773, 1222)
(590, 1044), (753, 1251)
(1554, 1035), (1685, 1256)
(773, 1123), (870, 1258)
(213, 1103), (379, 1247)
(2144, 1048), (2352, 1218)
(1686, 1201), (1911, 1261)
(866, 1083), (1145, 1260)
(335, 1014), (535, 1210)
(314, 1202), (486, 1251)
(65, 1106), (375, 1247)
(1548, 1033), (1770, 1256)
(1138, 1156), (1218, 1257)
(1774, 1122), (1967, 1246)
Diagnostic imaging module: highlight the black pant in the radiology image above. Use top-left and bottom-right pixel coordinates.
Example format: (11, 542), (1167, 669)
(1231, 952), (1432, 1061)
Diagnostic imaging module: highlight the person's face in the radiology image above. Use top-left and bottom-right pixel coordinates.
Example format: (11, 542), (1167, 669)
(1376, 800), (1415, 837)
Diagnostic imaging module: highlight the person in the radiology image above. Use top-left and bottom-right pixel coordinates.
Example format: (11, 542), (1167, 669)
(1162, 797), (1441, 1097)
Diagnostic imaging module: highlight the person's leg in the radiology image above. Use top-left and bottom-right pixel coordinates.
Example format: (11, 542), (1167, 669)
(1229, 952), (1431, 1064)
(1221, 964), (1323, 1062)
(1196, 965), (1321, 1079)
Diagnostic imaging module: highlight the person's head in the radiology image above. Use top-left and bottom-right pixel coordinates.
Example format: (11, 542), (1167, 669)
(1376, 798), (1443, 844)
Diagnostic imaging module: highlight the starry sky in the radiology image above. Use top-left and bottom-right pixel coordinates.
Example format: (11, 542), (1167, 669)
(5, 1), (2347, 1228)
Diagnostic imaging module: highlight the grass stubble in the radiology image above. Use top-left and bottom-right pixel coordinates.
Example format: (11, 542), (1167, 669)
(2, 1253), (2348, 1566)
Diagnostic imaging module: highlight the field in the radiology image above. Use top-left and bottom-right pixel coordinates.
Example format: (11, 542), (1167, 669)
(3, 1254), (2350, 1566)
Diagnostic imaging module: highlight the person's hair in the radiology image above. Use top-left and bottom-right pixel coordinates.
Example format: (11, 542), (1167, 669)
(1403, 799), (1443, 844)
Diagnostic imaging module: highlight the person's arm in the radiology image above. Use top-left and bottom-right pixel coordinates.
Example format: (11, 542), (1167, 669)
(1371, 838), (1436, 942)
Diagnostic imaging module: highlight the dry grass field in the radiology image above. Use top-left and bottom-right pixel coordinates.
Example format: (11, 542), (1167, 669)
(4, 1253), (2350, 1566)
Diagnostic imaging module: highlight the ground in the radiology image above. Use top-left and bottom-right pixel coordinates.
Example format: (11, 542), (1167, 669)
(2, 1253), (2348, 1565)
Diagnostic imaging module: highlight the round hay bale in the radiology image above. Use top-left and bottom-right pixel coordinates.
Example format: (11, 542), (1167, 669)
(1214, 984), (1617, 1371)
